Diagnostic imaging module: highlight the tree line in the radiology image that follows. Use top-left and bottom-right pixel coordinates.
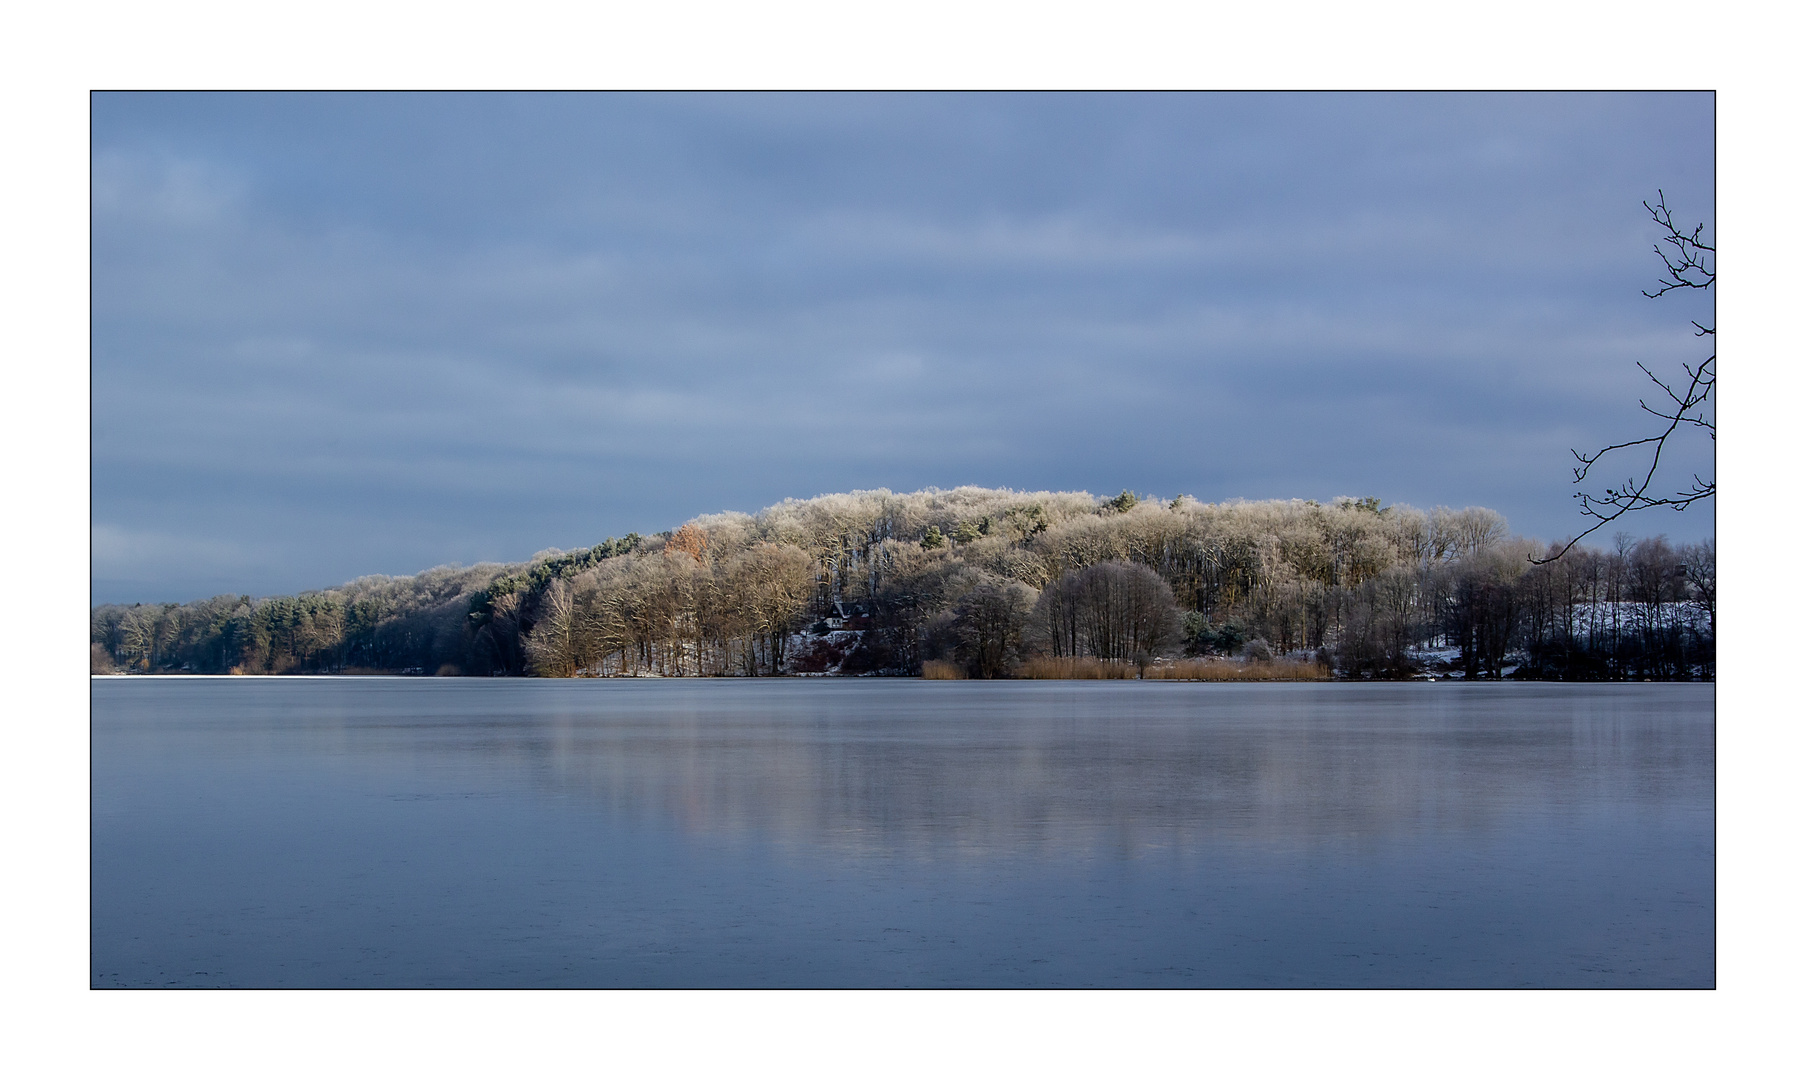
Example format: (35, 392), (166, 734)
(91, 486), (1713, 680)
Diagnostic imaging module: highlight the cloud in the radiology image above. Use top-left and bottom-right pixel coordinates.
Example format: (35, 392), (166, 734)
(89, 93), (1716, 603)
(91, 524), (262, 593)
(91, 149), (249, 228)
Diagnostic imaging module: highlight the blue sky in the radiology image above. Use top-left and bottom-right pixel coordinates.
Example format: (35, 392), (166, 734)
(91, 91), (1715, 603)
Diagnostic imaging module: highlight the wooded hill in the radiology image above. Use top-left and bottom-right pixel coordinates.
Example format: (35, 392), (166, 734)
(91, 486), (1715, 680)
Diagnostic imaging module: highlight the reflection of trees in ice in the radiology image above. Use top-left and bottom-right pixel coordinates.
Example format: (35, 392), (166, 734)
(516, 683), (1714, 862)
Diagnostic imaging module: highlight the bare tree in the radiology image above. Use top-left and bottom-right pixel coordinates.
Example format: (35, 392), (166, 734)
(667, 523), (708, 561)
(1540, 192), (1714, 563)
(1677, 537), (1715, 641)
(523, 578), (581, 677)
(1029, 561), (1178, 663)
(727, 542), (816, 675)
(948, 571), (1038, 678)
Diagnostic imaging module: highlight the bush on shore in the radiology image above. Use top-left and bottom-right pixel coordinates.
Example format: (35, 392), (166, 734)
(920, 660), (967, 679)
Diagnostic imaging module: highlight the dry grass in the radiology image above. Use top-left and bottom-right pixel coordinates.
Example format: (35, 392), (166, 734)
(928, 655), (1332, 681)
(1013, 656), (1139, 680)
(1144, 657), (1330, 681)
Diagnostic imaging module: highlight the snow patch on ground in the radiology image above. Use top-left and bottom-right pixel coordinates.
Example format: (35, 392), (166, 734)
(788, 629), (867, 675)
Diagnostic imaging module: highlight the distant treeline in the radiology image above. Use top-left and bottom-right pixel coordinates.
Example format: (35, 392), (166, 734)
(91, 487), (1714, 680)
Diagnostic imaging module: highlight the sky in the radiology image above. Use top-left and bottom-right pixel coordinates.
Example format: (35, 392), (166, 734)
(91, 91), (1716, 604)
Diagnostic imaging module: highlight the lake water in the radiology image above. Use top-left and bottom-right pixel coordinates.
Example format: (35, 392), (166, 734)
(90, 678), (1714, 988)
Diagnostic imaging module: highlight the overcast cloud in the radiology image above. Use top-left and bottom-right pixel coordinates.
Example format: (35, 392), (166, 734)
(91, 91), (1715, 603)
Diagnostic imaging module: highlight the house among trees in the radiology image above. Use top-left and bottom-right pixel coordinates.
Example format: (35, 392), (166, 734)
(824, 600), (870, 631)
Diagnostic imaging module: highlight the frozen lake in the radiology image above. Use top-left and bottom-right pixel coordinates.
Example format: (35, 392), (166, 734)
(91, 677), (1714, 987)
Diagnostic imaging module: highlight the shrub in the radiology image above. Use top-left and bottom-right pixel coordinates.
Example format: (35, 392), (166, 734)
(1183, 616), (1251, 657)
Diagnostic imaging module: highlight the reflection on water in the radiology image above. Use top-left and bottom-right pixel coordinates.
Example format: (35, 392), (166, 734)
(91, 678), (1714, 988)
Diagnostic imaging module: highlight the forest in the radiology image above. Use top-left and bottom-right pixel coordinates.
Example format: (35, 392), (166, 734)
(91, 486), (1715, 681)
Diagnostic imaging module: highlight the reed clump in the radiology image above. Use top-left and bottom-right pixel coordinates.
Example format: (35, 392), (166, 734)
(920, 660), (968, 679)
(1143, 657), (1330, 681)
(1013, 656), (1139, 680)
(929, 655), (1330, 680)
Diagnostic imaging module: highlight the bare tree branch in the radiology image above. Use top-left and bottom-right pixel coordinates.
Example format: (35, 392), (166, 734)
(1642, 190), (1715, 297)
(1536, 192), (1714, 564)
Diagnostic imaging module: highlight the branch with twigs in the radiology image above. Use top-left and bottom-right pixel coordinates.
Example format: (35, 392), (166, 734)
(1536, 192), (1713, 564)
